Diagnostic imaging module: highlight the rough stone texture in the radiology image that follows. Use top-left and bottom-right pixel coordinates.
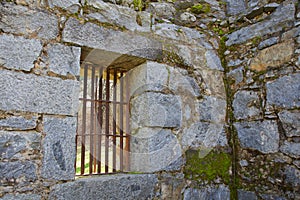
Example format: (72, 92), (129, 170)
(147, 3), (176, 20)
(250, 40), (294, 71)
(130, 92), (181, 129)
(47, 43), (81, 76)
(266, 73), (300, 109)
(0, 3), (59, 40)
(48, 0), (79, 9)
(183, 185), (230, 200)
(224, 0), (246, 16)
(0, 70), (80, 116)
(226, 1), (295, 46)
(87, 0), (144, 32)
(63, 18), (162, 60)
(205, 50), (223, 71)
(128, 61), (169, 96)
(49, 174), (158, 200)
(238, 190), (258, 200)
(259, 194), (286, 200)
(283, 165), (300, 187)
(198, 96), (226, 123)
(258, 37), (279, 50)
(181, 122), (227, 149)
(280, 141), (300, 158)
(278, 110), (300, 137)
(0, 115), (37, 130)
(235, 120), (279, 153)
(0, 194), (41, 200)
(130, 128), (183, 172)
(0, 161), (37, 181)
(0, 34), (42, 71)
(0, 131), (41, 160)
(233, 90), (261, 120)
(42, 116), (77, 180)
(198, 69), (226, 99)
(227, 67), (244, 85)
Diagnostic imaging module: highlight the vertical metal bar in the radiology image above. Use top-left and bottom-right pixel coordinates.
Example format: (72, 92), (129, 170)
(81, 64), (88, 175)
(119, 72), (124, 171)
(89, 66), (95, 174)
(94, 75), (98, 173)
(75, 115), (78, 174)
(125, 73), (130, 171)
(112, 69), (117, 172)
(105, 69), (110, 173)
(97, 68), (103, 174)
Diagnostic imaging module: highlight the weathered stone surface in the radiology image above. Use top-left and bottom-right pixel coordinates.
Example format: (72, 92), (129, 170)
(180, 12), (196, 23)
(42, 116), (77, 180)
(283, 165), (300, 187)
(183, 185), (230, 200)
(233, 90), (260, 120)
(238, 190), (257, 200)
(147, 3), (176, 19)
(48, 0), (79, 9)
(130, 127), (183, 172)
(47, 43), (81, 76)
(128, 61), (169, 96)
(227, 67), (244, 85)
(258, 37), (279, 50)
(226, 1), (295, 46)
(0, 194), (41, 200)
(62, 18), (162, 60)
(130, 92), (181, 129)
(0, 3), (59, 40)
(259, 194), (286, 200)
(250, 40), (294, 71)
(0, 115), (37, 130)
(0, 34), (42, 71)
(0, 131), (41, 160)
(235, 120), (279, 153)
(224, 0), (246, 16)
(280, 141), (300, 158)
(266, 73), (300, 109)
(160, 173), (185, 200)
(205, 50), (223, 71)
(0, 70), (80, 116)
(198, 96), (226, 123)
(87, 0), (143, 31)
(198, 69), (226, 99)
(0, 161), (36, 181)
(49, 174), (158, 200)
(278, 110), (300, 137)
(181, 122), (227, 149)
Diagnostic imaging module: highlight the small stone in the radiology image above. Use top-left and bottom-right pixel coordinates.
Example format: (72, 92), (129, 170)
(42, 116), (77, 180)
(205, 50), (223, 71)
(224, 0), (246, 16)
(235, 120), (279, 153)
(0, 34), (42, 71)
(280, 141), (300, 158)
(233, 90), (261, 120)
(239, 160), (249, 167)
(258, 37), (279, 50)
(250, 40), (294, 71)
(180, 12), (196, 22)
(227, 67), (243, 85)
(48, 0), (79, 10)
(266, 73), (300, 109)
(198, 95), (226, 123)
(238, 190), (257, 200)
(0, 194), (41, 200)
(0, 115), (38, 130)
(283, 165), (300, 187)
(0, 161), (37, 182)
(183, 185), (230, 200)
(47, 43), (81, 76)
(147, 3), (176, 20)
(278, 110), (300, 137)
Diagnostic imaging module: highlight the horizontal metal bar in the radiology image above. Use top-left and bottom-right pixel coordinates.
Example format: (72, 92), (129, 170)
(79, 98), (128, 104)
(76, 134), (130, 137)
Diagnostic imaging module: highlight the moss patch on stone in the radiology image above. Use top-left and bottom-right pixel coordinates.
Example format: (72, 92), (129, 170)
(184, 149), (231, 183)
(190, 3), (211, 14)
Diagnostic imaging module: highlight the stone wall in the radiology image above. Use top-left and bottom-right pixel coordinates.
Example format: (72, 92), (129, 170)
(0, 0), (299, 199)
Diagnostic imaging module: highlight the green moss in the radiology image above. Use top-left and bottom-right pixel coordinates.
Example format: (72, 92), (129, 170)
(190, 3), (211, 14)
(133, 0), (143, 11)
(184, 149), (231, 183)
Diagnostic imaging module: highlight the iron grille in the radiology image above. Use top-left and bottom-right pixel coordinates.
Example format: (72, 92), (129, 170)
(76, 63), (130, 175)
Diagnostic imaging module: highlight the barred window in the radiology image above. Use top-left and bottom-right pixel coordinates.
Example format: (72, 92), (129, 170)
(76, 63), (130, 175)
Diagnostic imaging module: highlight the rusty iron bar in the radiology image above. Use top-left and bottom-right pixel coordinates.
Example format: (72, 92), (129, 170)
(89, 66), (95, 174)
(125, 74), (130, 171)
(119, 72), (124, 171)
(112, 69), (117, 172)
(80, 64), (88, 175)
(97, 67), (104, 174)
(105, 69), (110, 173)
(93, 75), (98, 173)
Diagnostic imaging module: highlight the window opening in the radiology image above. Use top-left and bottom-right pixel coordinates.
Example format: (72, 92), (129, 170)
(76, 63), (130, 175)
